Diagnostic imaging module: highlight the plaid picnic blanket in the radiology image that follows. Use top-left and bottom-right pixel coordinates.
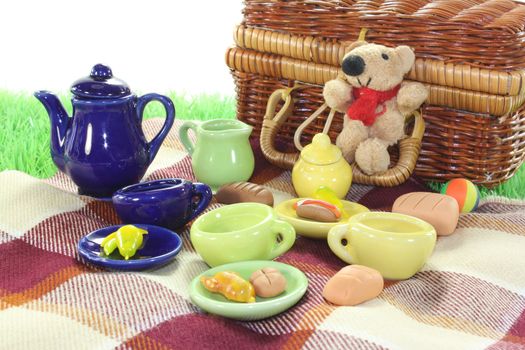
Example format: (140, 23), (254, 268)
(0, 119), (524, 350)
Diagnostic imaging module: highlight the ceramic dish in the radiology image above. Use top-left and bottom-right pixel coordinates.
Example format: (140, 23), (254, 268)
(112, 178), (212, 229)
(327, 212), (436, 280)
(189, 260), (308, 320)
(190, 203), (295, 267)
(78, 224), (182, 270)
(274, 198), (369, 239)
(35, 64), (175, 198)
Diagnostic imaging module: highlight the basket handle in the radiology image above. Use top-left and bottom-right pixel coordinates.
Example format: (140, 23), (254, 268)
(260, 86), (302, 170)
(293, 104), (337, 151)
(292, 29), (368, 150)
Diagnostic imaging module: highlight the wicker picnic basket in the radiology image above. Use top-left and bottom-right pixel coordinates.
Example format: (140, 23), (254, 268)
(226, 0), (525, 187)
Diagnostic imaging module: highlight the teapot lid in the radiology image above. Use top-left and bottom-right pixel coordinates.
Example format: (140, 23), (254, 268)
(70, 64), (131, 99)
(301, 133), (342, 165)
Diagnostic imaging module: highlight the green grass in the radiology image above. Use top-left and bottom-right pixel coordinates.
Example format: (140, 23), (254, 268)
(0, 89), (523, 199)
(428, 167), (525, 200)
(0, 90), (235, 178)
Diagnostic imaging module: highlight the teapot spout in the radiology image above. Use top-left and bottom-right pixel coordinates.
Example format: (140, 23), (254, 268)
(34, 91), (70, 171)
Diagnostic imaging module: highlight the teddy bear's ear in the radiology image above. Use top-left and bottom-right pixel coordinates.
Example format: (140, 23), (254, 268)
(344, 40), (368, 55)
(394, 46), (416, 73)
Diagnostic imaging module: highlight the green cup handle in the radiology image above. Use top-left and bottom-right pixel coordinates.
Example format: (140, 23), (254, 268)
(327, 224), (356, 264)
(179, 121), (200, 155)
(269, 219), (296, 259)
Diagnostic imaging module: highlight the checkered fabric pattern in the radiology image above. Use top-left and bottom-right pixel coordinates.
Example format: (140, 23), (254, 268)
(0, 119), (524, 350)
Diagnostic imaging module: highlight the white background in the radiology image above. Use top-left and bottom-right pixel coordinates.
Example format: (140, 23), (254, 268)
(0, 0), (243, 94)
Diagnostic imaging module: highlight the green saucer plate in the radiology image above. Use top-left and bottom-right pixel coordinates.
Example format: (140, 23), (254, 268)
(274, 198), (369, 239)
(189, 260), (308, 321)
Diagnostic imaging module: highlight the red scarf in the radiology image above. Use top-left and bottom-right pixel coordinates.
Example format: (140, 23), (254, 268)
(346, 85), (400, 126)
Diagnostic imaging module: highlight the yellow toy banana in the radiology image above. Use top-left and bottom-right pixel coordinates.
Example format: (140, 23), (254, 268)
(100, 225), (148, 260)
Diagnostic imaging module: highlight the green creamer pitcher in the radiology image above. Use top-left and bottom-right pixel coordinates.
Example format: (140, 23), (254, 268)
(179, 119), (255, 190)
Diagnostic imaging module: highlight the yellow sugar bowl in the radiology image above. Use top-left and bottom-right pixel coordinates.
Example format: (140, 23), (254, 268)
(292, 133), (352, 199)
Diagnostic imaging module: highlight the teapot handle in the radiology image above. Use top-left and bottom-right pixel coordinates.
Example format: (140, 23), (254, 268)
(136, 93), (176, 164)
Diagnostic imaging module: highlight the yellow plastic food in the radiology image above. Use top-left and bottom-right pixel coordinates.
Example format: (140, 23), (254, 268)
(100, 233), (118, 256)
(314, 186), (348, 218)
(313, 186), (343, 210)
(100, 225), (148, 260)
(200, 271), (256, 303)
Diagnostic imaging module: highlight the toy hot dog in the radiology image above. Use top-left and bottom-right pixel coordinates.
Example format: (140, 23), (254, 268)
(294, 199), (342, 222)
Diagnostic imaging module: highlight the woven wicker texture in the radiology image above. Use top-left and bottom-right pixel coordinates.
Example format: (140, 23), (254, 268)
(242, 0), (525, 71)
(232, 71), (525, 187)
(235, 24), (525, 97)
(226, 46), (525, 116)
(260, 86), (425, 186)
(231, 0), (525, 186)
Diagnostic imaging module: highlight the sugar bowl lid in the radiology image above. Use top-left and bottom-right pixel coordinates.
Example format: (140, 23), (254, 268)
(301, 133), (342, 165)
(70, 64), (131, 99)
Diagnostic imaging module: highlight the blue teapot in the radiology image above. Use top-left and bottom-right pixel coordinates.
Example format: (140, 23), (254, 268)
(35, 64), (176, 197)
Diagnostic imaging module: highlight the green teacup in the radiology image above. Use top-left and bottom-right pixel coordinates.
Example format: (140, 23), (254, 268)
(190, 203), (296, 267)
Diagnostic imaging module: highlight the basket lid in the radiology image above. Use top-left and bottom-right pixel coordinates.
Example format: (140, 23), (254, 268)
(301, 133), (341, 165)
(71, 64), (131, 99)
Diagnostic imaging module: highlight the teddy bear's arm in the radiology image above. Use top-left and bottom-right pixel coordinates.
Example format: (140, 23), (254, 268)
(323, 79), (353, 113)
(396, 82), (428, 116)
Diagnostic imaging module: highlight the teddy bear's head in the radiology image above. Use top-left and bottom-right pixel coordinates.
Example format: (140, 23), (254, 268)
(341, 42), (415, 91)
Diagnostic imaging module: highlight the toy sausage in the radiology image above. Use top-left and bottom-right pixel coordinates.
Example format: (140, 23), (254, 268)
(392, 192), (459, 236)
(294, 199), (341, 222)
(216, 182), (274, 206)
(323, 265), (383, 306)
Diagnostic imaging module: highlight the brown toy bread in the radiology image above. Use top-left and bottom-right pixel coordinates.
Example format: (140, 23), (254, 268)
(392, 192), (459, 236)
(216, 182), (274, 206)
(323, 265), (384, 306)
(249, 267), (287, 298)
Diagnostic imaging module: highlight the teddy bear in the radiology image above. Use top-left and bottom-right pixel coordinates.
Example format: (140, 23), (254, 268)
(323, 41), (428, 175)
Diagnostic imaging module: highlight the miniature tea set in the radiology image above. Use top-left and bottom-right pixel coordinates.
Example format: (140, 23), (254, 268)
(190, 261), (308, 321)
(35, 64), (176, 198)
(180, 119), (255, 191)
(77, 223), (182, 270)
(35, 63), (480, 321)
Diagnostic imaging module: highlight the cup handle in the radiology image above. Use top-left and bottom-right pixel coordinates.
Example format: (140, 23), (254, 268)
(179, 121), (200, 156)
(188, 183), (213, 221)
(136, 93), (176, 164)
(269, 219), (296, 259)
(327, 224), (356, 264)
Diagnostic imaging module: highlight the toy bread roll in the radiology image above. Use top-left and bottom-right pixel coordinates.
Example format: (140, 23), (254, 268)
(392, 192), (459, 236)
(323, 265), (383, 306)
(250, 267), (287, 298)
(216, 182), (274, 206)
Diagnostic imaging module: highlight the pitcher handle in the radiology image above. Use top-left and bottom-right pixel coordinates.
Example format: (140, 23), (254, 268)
(179, 121), (200, 155)
(188, 183), (213, 221)
(137, 93), (176, 164)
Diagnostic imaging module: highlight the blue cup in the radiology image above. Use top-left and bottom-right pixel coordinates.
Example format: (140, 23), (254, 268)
(112, 178), (212, 229)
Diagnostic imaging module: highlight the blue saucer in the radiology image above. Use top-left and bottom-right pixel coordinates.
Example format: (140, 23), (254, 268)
(78, 224), (182, 270)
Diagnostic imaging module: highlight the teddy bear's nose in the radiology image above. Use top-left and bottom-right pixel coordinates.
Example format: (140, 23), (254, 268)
(342, 55), (365, 76)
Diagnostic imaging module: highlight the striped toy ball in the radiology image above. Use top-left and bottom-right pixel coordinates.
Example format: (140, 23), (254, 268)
(440, 179), (480, 213)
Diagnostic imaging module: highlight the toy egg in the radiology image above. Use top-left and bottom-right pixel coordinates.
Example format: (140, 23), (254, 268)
(292, 133), (352, 199)
(440, 178), (480, 213)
